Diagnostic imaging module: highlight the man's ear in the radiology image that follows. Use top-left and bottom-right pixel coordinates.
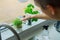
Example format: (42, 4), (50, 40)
(46, 5), (55, 15)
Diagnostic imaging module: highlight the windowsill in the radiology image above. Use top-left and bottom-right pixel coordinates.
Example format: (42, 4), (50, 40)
(1, 19), (56, 40)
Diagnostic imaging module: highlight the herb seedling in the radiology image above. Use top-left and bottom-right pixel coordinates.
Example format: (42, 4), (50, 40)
(25, 4), (39, 22)
(13, 18), (22, 28)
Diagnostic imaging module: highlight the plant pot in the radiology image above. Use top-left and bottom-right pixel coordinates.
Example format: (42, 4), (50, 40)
(16, 25), (22, 28)
(28, 19), (32, 25)
(12, 25), (22, 32)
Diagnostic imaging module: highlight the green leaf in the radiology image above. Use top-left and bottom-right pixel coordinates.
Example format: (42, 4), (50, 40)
(32, 18), (38, 22)
(27, 4), (34, 9)
(25, 8), (33, 14)
(32, 11), (39, 14)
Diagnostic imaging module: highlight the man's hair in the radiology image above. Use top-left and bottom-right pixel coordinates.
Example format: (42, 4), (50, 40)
(34, 0), (60, 9)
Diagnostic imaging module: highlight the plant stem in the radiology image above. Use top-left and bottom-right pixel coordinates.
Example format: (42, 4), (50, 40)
(28, 19), (32, 25)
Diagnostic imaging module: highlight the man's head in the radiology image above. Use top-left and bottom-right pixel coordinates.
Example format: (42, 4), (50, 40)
(34, 0), (60, 20)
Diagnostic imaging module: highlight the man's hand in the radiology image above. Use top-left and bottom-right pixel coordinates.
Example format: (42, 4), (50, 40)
(21, 14), (34, 21)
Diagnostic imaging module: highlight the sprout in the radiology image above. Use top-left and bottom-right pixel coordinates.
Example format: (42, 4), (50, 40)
(24, 4), (39, 22)
(13, 18), (22, 28)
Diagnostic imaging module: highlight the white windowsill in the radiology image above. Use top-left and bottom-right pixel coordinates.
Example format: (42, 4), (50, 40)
(1, 19), (56, 40)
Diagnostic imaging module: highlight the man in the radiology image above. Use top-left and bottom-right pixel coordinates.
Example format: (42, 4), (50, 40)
(22, 0), (60, 32)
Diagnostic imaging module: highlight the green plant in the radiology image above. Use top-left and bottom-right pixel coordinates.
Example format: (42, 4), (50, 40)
(25, 4), (39, 22)
(13, 18), (22, 28)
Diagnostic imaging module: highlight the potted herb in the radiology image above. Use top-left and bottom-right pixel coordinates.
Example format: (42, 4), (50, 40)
(24, 4), (39, 25)
(13, 18), (22, 28)
(25, 4), (33, 25)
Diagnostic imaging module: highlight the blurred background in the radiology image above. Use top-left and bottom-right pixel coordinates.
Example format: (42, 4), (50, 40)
(0, 0), (41, 23)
